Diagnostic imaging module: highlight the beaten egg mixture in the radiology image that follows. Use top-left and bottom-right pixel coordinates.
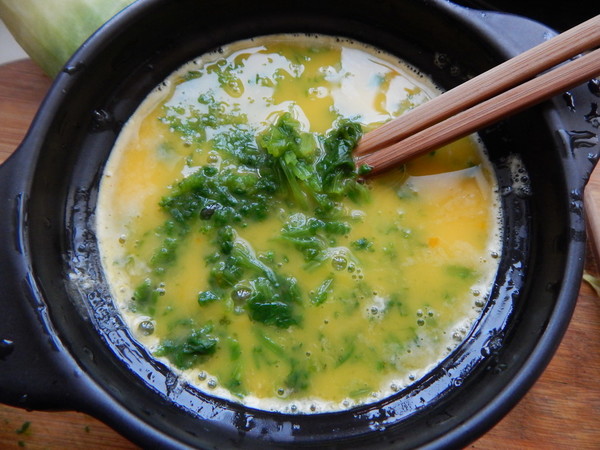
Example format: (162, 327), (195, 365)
(97, 35), (501, 413)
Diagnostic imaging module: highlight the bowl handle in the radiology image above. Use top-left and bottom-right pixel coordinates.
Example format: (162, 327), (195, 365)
(0, 147), (89, 411)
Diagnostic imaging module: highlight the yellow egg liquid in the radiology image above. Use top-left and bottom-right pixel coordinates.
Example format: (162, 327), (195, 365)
(97, 35), (501, 413)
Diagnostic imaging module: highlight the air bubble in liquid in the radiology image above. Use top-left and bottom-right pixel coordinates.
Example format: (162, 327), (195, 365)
(331, 255), (347, 271)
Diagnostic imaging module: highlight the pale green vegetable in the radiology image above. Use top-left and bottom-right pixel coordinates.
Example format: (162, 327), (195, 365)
(583, 271), (600, 298)
(0, 0), (137, 77)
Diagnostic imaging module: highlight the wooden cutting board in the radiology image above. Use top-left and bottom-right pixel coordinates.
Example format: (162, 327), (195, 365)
(1, 59), (599, 449)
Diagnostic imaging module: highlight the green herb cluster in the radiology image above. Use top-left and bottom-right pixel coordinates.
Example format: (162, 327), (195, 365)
(132, 109), (369, 373)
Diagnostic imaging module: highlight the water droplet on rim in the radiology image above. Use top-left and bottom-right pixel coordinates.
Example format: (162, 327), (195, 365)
(63, 62), (85, 75)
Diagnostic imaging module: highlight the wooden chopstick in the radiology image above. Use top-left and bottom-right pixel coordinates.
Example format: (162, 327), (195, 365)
(355, 15), (600, 175)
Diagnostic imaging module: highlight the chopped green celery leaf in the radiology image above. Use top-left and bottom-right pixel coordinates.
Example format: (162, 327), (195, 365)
(318, 120), (363, 191)
(283, 234), (326, 252)
(198, 290), (223, 306)
(349, 386), (373, 399)
(204, 229), (303, 327)
(257, 113), (367, 210)
(167, 317), (195, 331)
(132, 278), (159, 315)
(283, 151), (311, 181)
(227, 336), (242, 360)
(222, 337), (245, 394)
(285, 359), (311, 392)
(297, 133), (316, 158)
(357, 163), (373, 176)
(312, 192), (337, 219)
(250, 275), (300, 326)
(231, 241), (278, 284)
(301, 252), (330, 272)
(206, 238), (302, 327)
(159, 165), (271, 234)
(246, 277), (299, 328)
(209, 257), (245, 288)
(157, 141), (175, 160)
(257, 112), (315, 159)
(280, 213), (349, 263)
(351, 237), (374, 251)
(205, 59), (245, 96)
(446, 265), (477, 280)
(273, 153), (311, 208)
(183, 70), (202, 81)
(325, 221), (351, 235)
(386, 293), (408, 316)
(311, 275), (334, 305)
(246, 299), (296, 328)
(161, 94), (247, 145)
(336, 336), (356, 367)
(255, 330), (287, 359)
(376, 360), (387, 371)
(282, 213), (324, 237)
(251, 346), (277, 369)
(345, 179), (371, 204)
(150, 237), (179, 273)
(212, 127), (266, 167)
(225, 364), (245, 397)
(155, 325), (218, 369)
(216, 225), (235, 255)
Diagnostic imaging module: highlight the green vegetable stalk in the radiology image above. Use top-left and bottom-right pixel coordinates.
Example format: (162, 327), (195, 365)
(0, 0), (137, 77)
(583, 271), (600, 298)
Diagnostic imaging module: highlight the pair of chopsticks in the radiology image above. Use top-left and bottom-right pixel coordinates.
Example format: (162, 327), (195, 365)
(355, 15), (600, 175)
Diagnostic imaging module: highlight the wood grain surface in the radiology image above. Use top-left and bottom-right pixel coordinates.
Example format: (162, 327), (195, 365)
(1, 59), (599, 449)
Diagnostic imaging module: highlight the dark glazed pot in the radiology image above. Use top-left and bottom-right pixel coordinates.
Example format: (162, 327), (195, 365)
(0, 0), (598, 448)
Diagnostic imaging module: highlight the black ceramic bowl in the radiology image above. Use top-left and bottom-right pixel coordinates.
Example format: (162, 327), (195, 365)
(1, 0), (598, 448)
